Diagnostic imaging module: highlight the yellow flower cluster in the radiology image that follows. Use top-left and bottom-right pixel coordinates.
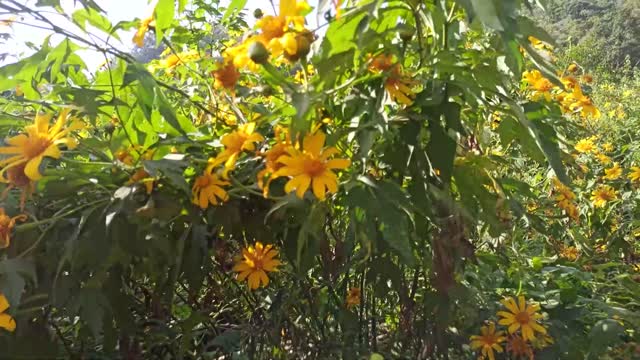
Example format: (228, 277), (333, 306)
(559, 245), (579, 261)
(470, 296), (551, 360)
(221, 1), (312, 72)
(368, 54), (416, 105)
(522, 64), (600, 120)
(192, 123), (351, 209)
(551, 178), (579, 221)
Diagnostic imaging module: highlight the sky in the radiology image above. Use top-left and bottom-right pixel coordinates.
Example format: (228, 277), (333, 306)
(1, 0), (320, 69)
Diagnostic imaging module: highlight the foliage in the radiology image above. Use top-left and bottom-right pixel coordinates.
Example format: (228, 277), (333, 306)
(0, 0), (638, 359)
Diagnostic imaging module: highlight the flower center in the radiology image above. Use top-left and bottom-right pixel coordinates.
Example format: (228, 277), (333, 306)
(195, 174), (211, 188)
(23, 135), (52, 159)
(515, 311), (530, 325)
(535, 79), (553, 92)
(227, 133), (249, 152)
(303, 157), (326, 177)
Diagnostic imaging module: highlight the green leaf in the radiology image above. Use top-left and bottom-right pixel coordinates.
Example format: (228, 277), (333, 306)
(156, 90), (189, 137)
(587, 319), (624, 358)
(0, 259), (37, 306)
(72, 8), (115, 38)
(470, 0), (504, 31)
(222, 0), (248, 21)
(155, 0), (175, 31)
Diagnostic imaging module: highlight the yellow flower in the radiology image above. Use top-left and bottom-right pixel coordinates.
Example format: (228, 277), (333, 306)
(528, 36), (550, 50)
(522, 70), (554, 102)
(133, 15), (155, 47)
(233, 242), (281, 290)
(273, 131), (351, 200)
(212, 59), (241, 90)
(591, 185), (617, 208)
(0, 109), (82, 181)
(628, 166), (640, 183)
(506, 335), (533, 360)
(574, 138), (596, 153)
(210, 123), (264, 177)
(368, 54), (415, 105)
(149, 50), (199, 72)
(0, 208), (27, 249)
(0, 293), (16, 332)
(595, 152), (611, 165)
(191, 170), (229, 209)
(497, 295), (547, 341)
(559, 245), (579, 261)
(469, 322), (506, 360)
(567, 63), (578, 73)
(567, 86), (600, 119)
(604, 162), (622, 180)
(257, 127), (291, 197)
(346, 287), (361, 308)
(1, 163), (35, 210)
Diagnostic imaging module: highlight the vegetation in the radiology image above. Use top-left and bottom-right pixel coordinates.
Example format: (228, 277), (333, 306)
(0, 0), (638, 359)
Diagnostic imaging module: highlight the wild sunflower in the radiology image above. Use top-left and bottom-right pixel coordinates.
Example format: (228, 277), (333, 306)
(233, 242), (281, 290)
(257, 127), (291, 197)
(567, 87), (600, 119)
(604, 162), (622, 180)
(469, 322), (506, 360)
(0, 109), (82, 181)
(602, 143), (614, 152)
(210, 122), (264, 177)
(522, 70), (554, 102)
(574, 137), (596, 153)
(628, 166), (640, 183)
(212, 59), (241, 90)
(497, 295), (547, 341)
(273, 131), (350, 200)
(346, 287), (361, 308)
(0, 293), (16, 332)
(595, 152), (611, 165)
(591, 185), (617, 208)
(368, 54), (416, 105)
(191, 170), (229, 209)
(0, 208), (26, 249)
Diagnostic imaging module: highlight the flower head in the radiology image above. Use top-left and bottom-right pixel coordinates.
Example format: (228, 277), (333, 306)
(368, 54), (415, 105)
(604, 162), (622, 180)
(346, 287), (361, 308)
(210, 123), (264, 177)
(192, 170), (230, 209)
(522, 70), (554, 102)
(257, 127), (291, 197)
(273, 131), (350, 200)
(628, 166), (640, 183)
(127, 168), (155, 194)
(213, 59), (241, 90)
(0, 109), (82, 181)
(233, 242), (281, 290)
(149, 50), (199, 72)
(591, 185), (617, 208)
(497, 295), (547, 341)
(0, 293), (16, 332)
(602, 143), (614, 152)
(559, 245), (579, 261)
(0, 208), (26, 249)
(470, 322), (506, 360)
(595, 152), (611, 165)
(133, 15), (155, 47)
(567, 86), (600, 119)
(574, 137), (596, 153)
